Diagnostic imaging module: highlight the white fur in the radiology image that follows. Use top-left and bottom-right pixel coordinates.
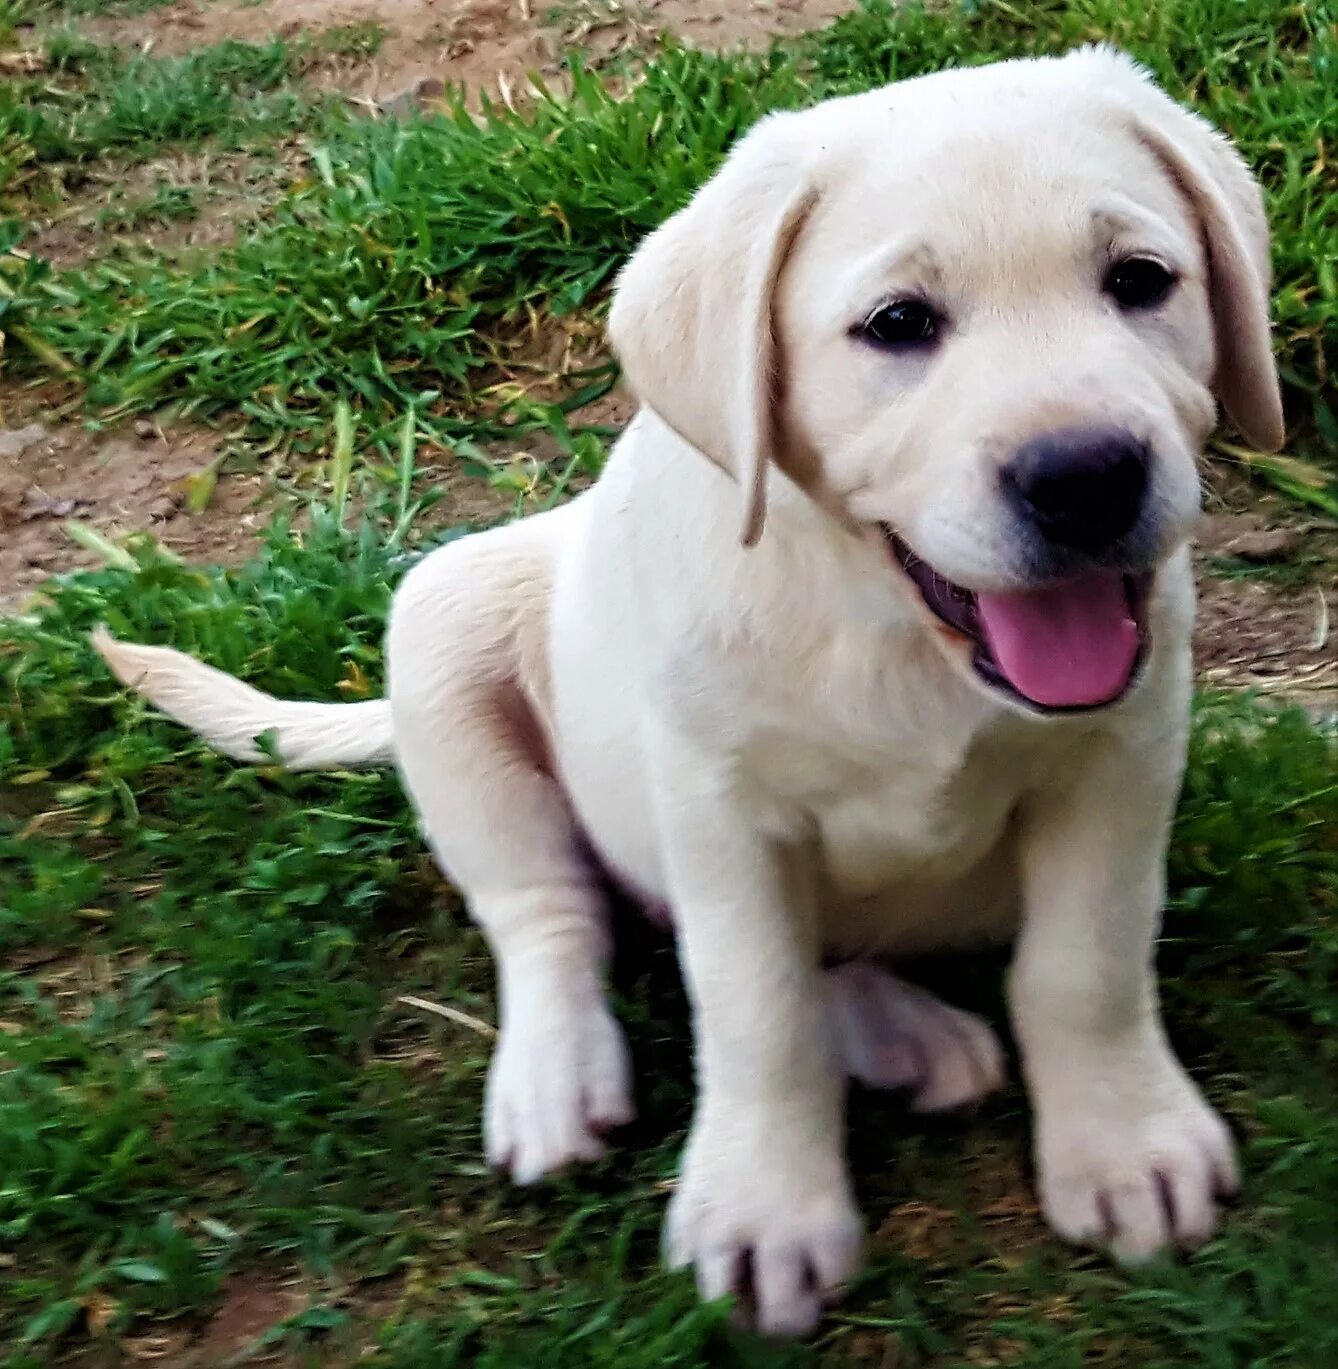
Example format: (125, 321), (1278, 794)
(93, 49), (1282, 1337)
(92, 627), (394, 769)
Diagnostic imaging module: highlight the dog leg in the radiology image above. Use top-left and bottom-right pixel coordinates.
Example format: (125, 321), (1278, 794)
(1009, 669), (1237, 1264)
(825, 962), (1005, 1110)
(646, 718), (861, 1338)
(388, 526), (633, 1186)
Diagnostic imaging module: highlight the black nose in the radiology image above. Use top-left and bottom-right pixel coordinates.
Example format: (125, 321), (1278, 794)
(1002, 426), (1149, 555)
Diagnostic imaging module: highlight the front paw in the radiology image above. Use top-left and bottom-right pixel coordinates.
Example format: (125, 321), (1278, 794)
(484, 993), (634, 1186)
(665, 1115), (863, 1338)
(1035, 1061), (1238, 1264)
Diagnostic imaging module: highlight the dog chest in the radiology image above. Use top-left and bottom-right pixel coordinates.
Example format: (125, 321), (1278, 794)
(808, 744), (1024, 901)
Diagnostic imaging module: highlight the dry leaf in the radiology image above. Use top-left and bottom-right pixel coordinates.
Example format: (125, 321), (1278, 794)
(336, 659), (372, 697)
(1218, 526), (1305, 562)
(122, 1330), (193, 1360)
(82, 1290), (121, 1338)
(0, 51), (45, 75)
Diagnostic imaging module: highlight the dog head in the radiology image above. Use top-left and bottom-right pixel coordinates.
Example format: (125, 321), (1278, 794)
(609, 48), (1283, 714)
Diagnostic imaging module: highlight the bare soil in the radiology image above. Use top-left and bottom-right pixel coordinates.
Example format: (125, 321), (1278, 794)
(0, 420), (265, 610)
(1193, 505), (1337, 709)
(80, 0), (859, 105)
(27, 147), (297, 270)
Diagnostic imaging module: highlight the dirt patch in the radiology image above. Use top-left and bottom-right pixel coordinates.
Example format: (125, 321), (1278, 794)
(874, 1198), (962, 1264)
(25, 148), (294, 270)
(1194, 571), (1335, 700)
(183, 1274), (305, 1365)
(0, 393), (627, 603)
(1193, 508), (1338, 714)
(73, 0), (860, 104)
(0, 420), (266, 609)
(963, 1141), (1050, 1260)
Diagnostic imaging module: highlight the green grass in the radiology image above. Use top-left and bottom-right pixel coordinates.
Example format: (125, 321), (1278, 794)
(95, 181), (199, 233)
(1, 0), (1336, 482)
(0, 22), (389, 218)
(2, 507), (1336, 1366)
(0, 34), (364, 185)
(1204, 554), (1323, 592)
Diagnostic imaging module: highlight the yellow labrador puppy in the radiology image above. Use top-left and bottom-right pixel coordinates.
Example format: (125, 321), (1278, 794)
(96, 47), (1283, 1337)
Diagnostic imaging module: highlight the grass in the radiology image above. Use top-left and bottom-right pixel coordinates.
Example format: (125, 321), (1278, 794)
(0, 30), (384, 189)
(95, 181), (199, 233)
(3, 0), (1338, 1363)
(1, 507), (1337, 1366)
(0, 0), (1335, 482)
(1204, 554), (1323, 593)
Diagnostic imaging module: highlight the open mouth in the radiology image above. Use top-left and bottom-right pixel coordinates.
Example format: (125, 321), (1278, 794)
(881, 528), (1151, 713)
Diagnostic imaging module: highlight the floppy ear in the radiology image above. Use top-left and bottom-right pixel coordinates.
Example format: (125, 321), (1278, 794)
(1130, 107), (1285, 452)
(608, 114), (818, 546)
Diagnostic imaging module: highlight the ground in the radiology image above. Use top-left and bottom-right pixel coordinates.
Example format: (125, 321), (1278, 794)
(2, 0), (1337, 1365)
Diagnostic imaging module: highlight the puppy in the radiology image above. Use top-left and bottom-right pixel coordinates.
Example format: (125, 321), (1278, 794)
(96, 47), (1284, 1337)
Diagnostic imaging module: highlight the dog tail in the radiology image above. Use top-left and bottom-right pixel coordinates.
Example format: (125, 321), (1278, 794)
(91, 627), (395, 771)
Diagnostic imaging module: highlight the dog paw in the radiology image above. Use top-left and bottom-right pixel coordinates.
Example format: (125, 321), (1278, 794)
(1035, 1063), (1237, 1264)
(825, 961), (1005, 1111)
(665, 1117), (862, 1337)
(484, 994), (634, 1185)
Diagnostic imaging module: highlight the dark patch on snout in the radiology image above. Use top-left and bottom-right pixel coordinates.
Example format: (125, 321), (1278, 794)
(1001, 425), (1150, 561)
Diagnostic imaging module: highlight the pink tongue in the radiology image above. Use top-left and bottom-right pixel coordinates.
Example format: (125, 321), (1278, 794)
(975, 571), (1138, 708)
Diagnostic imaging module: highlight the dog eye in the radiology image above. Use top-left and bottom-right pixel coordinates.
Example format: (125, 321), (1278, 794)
(1104, 256), (1177, 310)
(859, 299), (940, 348)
